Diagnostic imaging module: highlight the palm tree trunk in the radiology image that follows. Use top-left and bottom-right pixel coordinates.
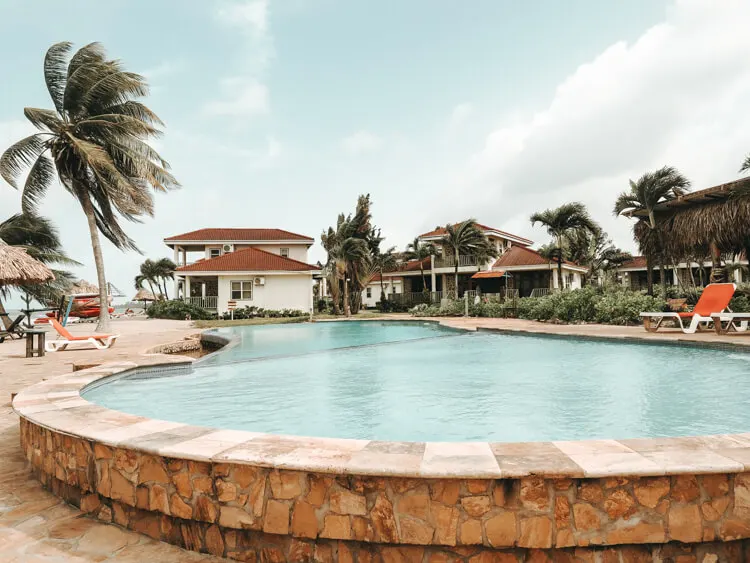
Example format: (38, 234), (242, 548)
(79, 190), (111, 332)
(380, 275), (386, 309)
(163, 280), (169, 300)
(0, 298), (10, 330)
(420, 265), (427, 292)
(710, 242), (724, 283)
(344, 263), (351, 317)
(646, 253), (654, 295)
(454, 249), (459, 299)
(557, 236), (563, 291)
(659, 258), (667, 296)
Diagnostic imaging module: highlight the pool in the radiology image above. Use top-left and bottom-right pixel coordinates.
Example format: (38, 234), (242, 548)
(84, 320), (750, 442)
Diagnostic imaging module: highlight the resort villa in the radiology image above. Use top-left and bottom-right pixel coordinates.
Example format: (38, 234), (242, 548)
(164, 228), (320, 314)
(617, 255), (748, 290)
(363, 222), (587, 306)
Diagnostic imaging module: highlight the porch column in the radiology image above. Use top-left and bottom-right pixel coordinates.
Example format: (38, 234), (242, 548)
(201, 282), (206, 298)
(182, 248), (187, 267)
(430, 255), (436, 292)
(184, 276), (191, 302)
(173, 245), (179, 264)
(672, 269), (679, 286)
(552, 270), (559, 289)
(174, 275), (180, 299)
(322, 276), (327, 298)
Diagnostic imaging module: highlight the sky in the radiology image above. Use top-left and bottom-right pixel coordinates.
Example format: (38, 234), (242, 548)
(2, 0), (750, 306)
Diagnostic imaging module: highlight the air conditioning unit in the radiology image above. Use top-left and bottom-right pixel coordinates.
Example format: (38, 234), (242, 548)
(254, 277), (265, 286)
(222, 244), (233, 253)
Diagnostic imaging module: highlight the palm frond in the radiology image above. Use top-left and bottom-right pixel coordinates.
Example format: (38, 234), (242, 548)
(24, 107), (63, 133)
(741, 154), (750, 174)
(22, 154), (56, 214)
(43, 42), (72, 116)
(0, 134), (48, 188)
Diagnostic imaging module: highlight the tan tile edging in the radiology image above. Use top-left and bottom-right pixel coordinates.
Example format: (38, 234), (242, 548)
(13, 357), (750, 554)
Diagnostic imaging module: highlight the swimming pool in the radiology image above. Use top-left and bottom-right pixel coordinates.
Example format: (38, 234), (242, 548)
(84, 321), (750, 442)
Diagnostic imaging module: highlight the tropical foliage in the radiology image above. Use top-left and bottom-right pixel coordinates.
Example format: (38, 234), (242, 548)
(404, 237), (435, 291)
(146, 299), (212, 320)
(0, 213), (79, 323)
(530, 202), (598, 287)
(438, 219), (497, 297)
(134, 257), (176, 299)
(613, 166), (691, 294)
(321, 194), (385, 316)
(371, 245), (397, 308)
(0, 42), (178, 330)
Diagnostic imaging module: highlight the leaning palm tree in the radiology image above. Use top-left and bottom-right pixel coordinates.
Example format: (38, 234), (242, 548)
(154, 257), (176, 299)
(372, 246), (397, 304)
(439, 219), (497, 298)
(0, 213), (79, 325)
(405, 237), (435, 292)
(134, 259), (161, 299)
(742, 155), (750, 175)
(530, 203), (598, 290)
(0, 42), (179, 331)
(613, 166), (690, 295)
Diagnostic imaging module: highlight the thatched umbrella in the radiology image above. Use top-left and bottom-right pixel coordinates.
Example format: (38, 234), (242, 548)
(632, 178), (750, 282)
(70, 279), (99, 294)
(0, 239), (54, 285)
(132, 288), (156, 310)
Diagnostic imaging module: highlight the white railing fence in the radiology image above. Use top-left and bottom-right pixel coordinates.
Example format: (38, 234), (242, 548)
(433, 255), (481, 268)
(185, 296), (218, 309)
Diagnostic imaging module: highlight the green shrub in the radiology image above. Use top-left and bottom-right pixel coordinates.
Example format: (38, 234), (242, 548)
(147, 300), (213, 320)
(220, 306), (306, 320)
(470, 301), (507, 317)
(594, 292), (668, 325)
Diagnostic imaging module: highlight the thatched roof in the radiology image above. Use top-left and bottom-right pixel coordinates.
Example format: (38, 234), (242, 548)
(70, 279), (99, 294)
(133, 288), (157, 301)
(0, 240), (54, 285)
(633, 177), (750, 258)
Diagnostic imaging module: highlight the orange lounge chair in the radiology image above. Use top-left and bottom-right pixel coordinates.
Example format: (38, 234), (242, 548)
(640, 283), (736, 334)
(44, 318), (119, 352)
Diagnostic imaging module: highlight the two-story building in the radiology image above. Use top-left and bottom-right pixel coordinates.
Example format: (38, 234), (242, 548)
(164, 228), (320, 315)
(364, 222), (587, 306)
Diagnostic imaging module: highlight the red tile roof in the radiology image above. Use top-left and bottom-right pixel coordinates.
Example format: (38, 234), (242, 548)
(492, 246), (584, 270)
(472, 270), (507, 279)
(419, 223), (532, 245)
(175, 247), (320, 273)
(383, 257), (431, 274)
(367, 273), (403, 283)
(620, 256), (647, 269)
(165, 228), (314, 243)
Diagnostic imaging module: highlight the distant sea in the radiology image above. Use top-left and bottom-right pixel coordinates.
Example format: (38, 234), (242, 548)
(5, 302), (145, 321)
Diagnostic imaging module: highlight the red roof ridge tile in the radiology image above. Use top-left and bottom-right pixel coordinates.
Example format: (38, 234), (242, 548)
(175, 246), (320, 273)
(165, 227), (314, 242)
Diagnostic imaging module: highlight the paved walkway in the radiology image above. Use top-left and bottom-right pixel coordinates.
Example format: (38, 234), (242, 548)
(1, 315), (749, 561)
(0, 319), (223, 562)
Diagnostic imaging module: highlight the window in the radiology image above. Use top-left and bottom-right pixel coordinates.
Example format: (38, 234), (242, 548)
(280, 248), (290, 257)
(231, 281), (253, 300)
(565, 274), (574, 288)
(366, 287), (372, 298)
(209, 248), (221, 259)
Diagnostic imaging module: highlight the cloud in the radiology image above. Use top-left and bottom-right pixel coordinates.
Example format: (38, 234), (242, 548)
(204, 77), (269, 117)
(267, 136), (281, 159)
(460, 0), (750, 250)
(217, 0), (268, 35)
(449, 102), (474, 126)
(141, 60), (187, 80)
(341, 130), (383, 155)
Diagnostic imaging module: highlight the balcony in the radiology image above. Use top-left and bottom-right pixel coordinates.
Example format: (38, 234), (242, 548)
(433, 255), (481, 268)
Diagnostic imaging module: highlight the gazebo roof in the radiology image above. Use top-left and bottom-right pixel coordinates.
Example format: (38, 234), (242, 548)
(0, 240), (54, 285)
(631, 177), (750, 217)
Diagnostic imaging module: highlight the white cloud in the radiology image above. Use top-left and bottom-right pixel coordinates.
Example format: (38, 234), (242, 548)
(459, 0), (750, 250)
(217, 0), (268, 35)
(449, 102), (474, 126)
(341, 130), (383, 155)
(141, 60), (187, 80)
(204, 77), (269, 117)
(267, 136), (281, 159)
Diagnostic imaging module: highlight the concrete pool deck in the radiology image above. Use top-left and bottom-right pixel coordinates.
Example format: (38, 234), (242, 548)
(6, 315), (750, 561)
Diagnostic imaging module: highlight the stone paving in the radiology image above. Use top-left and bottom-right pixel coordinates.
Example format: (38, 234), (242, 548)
(0, 319), (223, 562)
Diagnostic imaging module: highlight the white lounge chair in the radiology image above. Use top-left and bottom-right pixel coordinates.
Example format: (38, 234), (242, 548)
(640, 283), (736, 334)
(710, 312), (750, 335)
(44, 318), (119, 352)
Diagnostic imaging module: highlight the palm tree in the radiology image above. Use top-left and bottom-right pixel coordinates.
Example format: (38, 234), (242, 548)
(613, 166), (690, 295)
(134, 259), (161, 299)
(439, 219), (498, 298)
(155, 257), (176, 299)
(0, 213), (79, 324)
(405, 237), (435, 292)
(741, 155), (750, 174)
(530, 203), (598, 290)
(0, 42), (179, 331)
(372, 246), (397, 305)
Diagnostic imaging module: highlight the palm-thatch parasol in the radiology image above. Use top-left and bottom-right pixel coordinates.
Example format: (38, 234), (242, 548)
(133, 288), (156, 310)
(0, 239), (54, 285)
(70, 279), (99, 294)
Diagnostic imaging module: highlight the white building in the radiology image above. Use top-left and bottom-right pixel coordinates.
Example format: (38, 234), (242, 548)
(165, 228), (319, 314)
(362, 275), (403, 308)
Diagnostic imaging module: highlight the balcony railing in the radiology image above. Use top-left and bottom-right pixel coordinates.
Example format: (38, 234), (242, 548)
(529, 288), (553, 298)
(433, 255), (481, 268)
(184, 296), (218, 310)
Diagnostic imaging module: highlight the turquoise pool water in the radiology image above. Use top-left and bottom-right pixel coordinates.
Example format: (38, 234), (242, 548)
(84, 321), (750, 442)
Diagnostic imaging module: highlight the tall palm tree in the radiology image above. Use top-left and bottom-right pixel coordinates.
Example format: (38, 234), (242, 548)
(439, 219), (497, 298)
(134, 258), (161, 299)
(0, 42), (179, 331)
(0, 213), (79, 324)
(530, 203), (598, 290)
(613, 166), (690, 295)
(405, 237), (435, 292)
(741, 155), (750, 174)
(372, 246), (397, 304)
(155, 257), (176, 299)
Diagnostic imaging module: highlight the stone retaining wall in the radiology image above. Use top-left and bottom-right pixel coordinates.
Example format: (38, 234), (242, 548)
(20, 418), (750, 562)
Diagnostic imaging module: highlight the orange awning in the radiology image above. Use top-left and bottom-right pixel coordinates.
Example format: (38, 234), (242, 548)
(471, 270), (507, 279)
